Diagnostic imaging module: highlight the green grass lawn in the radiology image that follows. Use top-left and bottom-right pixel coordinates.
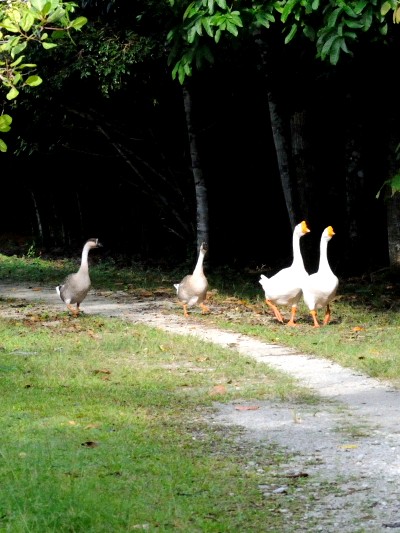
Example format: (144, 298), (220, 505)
(0, 253), (398, 530)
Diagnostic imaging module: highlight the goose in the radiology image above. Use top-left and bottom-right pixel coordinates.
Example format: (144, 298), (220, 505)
(302, 226), (338, 328)
(259, 220), (310, 326)
(56, 238), (103, 316)
(174, 241), (209, 317)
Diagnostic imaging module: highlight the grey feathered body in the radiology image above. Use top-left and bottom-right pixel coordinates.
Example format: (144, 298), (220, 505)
(57, 269), (91, 305)
(175, 273), (208, 307)
(56, 238), (102, 313)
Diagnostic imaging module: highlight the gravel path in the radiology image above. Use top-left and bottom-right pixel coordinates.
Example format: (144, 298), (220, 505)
(1, 283), (400, 532)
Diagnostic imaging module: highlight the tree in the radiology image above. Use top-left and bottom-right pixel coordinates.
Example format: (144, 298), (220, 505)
(0, 0), (87, 152)
(166, 0), (400, 270)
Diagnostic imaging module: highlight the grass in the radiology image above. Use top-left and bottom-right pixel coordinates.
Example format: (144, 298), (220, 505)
(0, 252), (398, 530)
(0, 253), (400, 385)
(0, 301), (320, 532)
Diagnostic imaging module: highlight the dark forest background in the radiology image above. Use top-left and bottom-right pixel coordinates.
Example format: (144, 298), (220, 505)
(1, 1), (398, 278)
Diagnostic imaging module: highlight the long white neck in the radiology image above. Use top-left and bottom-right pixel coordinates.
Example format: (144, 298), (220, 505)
(291, 232), (304, 268)
(78, 244), (91, 274)
(318, 238), (331, 272)
(193, 250), (206, 276)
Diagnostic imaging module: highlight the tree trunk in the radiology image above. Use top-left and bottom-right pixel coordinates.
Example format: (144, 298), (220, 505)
(254, 33), (296, 231)
(182, 82), (209, 253)
(386, 191), (400, 273)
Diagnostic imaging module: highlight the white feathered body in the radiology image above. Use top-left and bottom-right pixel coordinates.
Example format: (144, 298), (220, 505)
(302, 226), (338, 312)
(259, 221), (309, 307)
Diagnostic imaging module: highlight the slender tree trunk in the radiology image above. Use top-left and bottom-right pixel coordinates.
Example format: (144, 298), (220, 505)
(384, 134), (400, 274)
(344, 129), (366, 271)
(182, 82), (209, 252)
(254, 33), (296, 231)
(30, 191), (43, 241)
(290, 110), (315, 223)
(386, 191), (400, 273)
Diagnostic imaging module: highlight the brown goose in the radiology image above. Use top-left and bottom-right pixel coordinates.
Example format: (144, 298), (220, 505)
(174, 242), (209, 317)
(56, 238), (102, 316)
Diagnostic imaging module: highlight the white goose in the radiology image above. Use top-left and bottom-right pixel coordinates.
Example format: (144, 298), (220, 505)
(302, 226), (338, 328)
(174, 242), (209, 317)
(56, 238), (103, 316)
(259, 220), (310, 326)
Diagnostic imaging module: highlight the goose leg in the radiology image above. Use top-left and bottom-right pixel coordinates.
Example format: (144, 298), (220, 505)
(310, 310), (320, 328)
(265, 299), (284, 323)
(67, 304), (79, 317)
(200, 302), (210, 314)
(182, 303), (189, 318)
(286, 306), (299, 327)
(323, 304), (331, 325)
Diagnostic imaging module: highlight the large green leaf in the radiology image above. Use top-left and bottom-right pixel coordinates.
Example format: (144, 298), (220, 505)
(25, 75), (42, 87)
(0, 138), (7, 153)
(6, 87), (19, 100)
(0, 114), (12, 133)
(69, 16), (88, 30)
(0, 19), (19, 33)
(20, 12), (35, 32)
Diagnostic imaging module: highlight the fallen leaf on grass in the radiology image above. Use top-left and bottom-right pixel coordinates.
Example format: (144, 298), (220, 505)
(94, 369), (111, 374)
(235, 405), (260, 411)
(352, 326), (365, 332)
(209, 385), (227, 395)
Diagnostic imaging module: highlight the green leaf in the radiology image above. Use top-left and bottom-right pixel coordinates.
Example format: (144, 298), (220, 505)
(69, 16), (88, 30)
(11, 41), (27, 58)
(202, 17), (214, 37)
(215, 0), (227, 9)
(42, 42), (57, 49)
(281, 0), (300, 23)
(0, 138), (7, 153)
(354, 0), (368, 15)
(47, 7), (66, 23)
(320, 34), (338, 60)
(285, 23), (297, 44)
(226, 21), (238, 36)
(0, 114), (12, 133)
(20, 12), (35, 32)
(30, 0), (49, 12)
(381, 1), (391, 16)
(330, 37), (342, 65)
(6, 87), (19, 100)
(344, 20), (364, 28)
(187, 26), (197, 43)
(379, 22), (388, 35)
(0, 19), (20, 33)
(10, 55), (24, 67)
(25, 75), (42, 87)
(327, 7), (342, 28)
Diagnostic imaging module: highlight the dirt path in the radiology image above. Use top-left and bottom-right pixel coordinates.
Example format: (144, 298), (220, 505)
(1, 283), (400, 532)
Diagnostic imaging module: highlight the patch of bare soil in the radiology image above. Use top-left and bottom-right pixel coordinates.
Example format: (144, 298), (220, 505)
(1, 282), (400, 532)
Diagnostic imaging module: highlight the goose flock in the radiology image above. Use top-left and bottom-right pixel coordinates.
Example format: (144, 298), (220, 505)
(259, 222), (338, 327)
(56, 224), (338, 327)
